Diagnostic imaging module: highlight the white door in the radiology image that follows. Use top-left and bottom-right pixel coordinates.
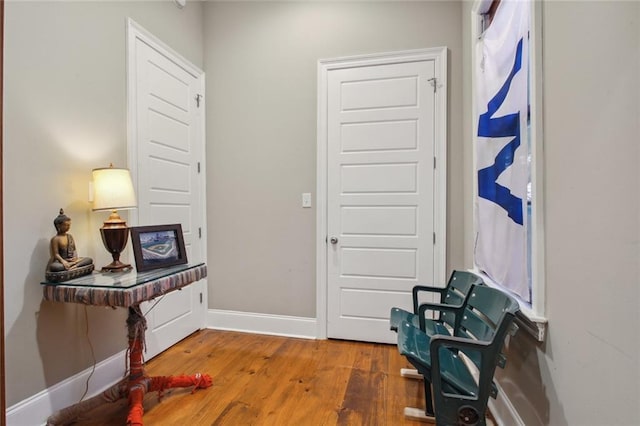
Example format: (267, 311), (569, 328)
(128, 21), (206, 359)
(326, 59), (440, 344)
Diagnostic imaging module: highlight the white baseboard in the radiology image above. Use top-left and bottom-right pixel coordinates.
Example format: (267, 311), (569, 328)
(207, 309), (317, 339)
(6, 350), (127, 426)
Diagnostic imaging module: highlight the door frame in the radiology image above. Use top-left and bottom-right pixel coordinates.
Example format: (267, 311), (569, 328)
(316, 48), (448, 339)
(125, 18), (208, 330)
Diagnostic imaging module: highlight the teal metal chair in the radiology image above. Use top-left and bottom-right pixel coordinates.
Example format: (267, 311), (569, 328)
(397, 285), (520, 425)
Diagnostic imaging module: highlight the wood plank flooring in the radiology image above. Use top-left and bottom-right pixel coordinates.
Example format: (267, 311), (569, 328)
(75, 329), (428, 425)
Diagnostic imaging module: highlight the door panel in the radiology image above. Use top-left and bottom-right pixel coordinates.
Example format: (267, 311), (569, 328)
(327, 60), (436, 344)
(342, 163), (417, 193)
(341, 248), (417, 278)
(340, 289), (412, 319)
(341, 119), (418, 152)
(341, 76), (418, 110)
(132, 32), (205, 360)
(341, 206), (417, 235)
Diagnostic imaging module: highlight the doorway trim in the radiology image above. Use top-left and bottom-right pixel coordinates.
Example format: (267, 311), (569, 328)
(316, 47), (448, 339)
(0, 0), (5, 421)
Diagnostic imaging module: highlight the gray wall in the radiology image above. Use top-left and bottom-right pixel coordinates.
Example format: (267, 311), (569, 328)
(204, 1), (464, 317)
(462, 1), (640, 424)
(5, 0), (465, 409)
(4, 0), (204, 407)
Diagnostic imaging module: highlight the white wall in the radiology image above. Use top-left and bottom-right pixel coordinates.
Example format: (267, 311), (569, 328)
(3, 0), (204, 407)
(203, 1), (465, 317)
(463, 1), (640, 424)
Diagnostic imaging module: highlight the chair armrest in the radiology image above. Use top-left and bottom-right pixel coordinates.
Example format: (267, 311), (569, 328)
(430, 334), (492, 353)
(412, 285), (447, 313)
(417, 302), (465, 330)
(430, 334), (496, 400)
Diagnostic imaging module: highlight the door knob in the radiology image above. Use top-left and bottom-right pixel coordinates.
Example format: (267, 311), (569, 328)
(330, 237), (339, 244)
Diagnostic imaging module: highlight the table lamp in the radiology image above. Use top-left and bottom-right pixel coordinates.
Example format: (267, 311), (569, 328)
(92, 164), (137, 272)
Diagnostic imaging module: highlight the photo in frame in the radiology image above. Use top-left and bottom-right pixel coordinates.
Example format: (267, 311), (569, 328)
(130, 224), (188, 272)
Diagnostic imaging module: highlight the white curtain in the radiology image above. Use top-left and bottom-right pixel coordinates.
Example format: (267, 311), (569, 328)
(474, 0), (530, 302)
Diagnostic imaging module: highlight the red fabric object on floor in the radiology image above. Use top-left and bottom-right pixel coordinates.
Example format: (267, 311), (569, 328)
(127, 385), (145, 426)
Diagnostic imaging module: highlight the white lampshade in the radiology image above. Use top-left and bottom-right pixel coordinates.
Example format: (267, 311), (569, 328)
(92, 166), (137, 211)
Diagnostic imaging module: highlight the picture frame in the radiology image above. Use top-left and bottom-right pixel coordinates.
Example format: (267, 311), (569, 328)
(130, 224), (188, 272)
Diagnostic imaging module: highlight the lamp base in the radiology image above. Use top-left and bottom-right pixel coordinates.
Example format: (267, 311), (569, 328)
(100, 213), (131, 272)
(101, 260), (132, 273)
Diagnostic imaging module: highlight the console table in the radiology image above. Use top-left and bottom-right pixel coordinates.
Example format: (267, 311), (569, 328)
(41, 263), (212, 426)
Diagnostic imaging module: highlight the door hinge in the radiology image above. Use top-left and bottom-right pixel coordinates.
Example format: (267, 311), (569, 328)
(195, 94), (203, 108)
(200, 292), (203, 304)
(433, 232), (436, 245)
(198, 227), (202, 239)
(428, 77), (437, 93)
(197, 162), (201, 173)
(434, 157), (436, 169)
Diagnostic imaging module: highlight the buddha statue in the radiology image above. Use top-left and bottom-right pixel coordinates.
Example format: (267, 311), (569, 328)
(45, 209), (94, 282)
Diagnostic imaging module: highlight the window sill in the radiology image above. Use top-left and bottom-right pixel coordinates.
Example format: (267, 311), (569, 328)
(514, 308), (547, 342)
(470, 269), (547, 342)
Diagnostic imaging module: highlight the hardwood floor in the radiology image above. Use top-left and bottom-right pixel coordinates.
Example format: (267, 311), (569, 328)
(77, 329), (429, 425)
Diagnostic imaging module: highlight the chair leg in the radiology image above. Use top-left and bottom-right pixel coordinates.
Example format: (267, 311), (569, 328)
(400, 368), (423, 379)
(404, 407), (436, 423)
(403, 378), (436, 423)
(424, 378), (435, 416)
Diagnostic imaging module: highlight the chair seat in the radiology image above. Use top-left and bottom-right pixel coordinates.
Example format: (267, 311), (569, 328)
(397, 320), (478, 398)
(390, 307), (418, 331)
(390, 307), (451, 336)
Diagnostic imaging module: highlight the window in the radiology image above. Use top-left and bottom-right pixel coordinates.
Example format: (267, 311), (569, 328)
(471, 0), (546, 341)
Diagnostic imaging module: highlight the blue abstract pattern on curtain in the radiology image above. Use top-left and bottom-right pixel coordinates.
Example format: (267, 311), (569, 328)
(474, 0), (530, 302)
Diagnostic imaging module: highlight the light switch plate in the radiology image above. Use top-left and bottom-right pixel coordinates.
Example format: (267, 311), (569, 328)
(302, 193), (312, 208)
